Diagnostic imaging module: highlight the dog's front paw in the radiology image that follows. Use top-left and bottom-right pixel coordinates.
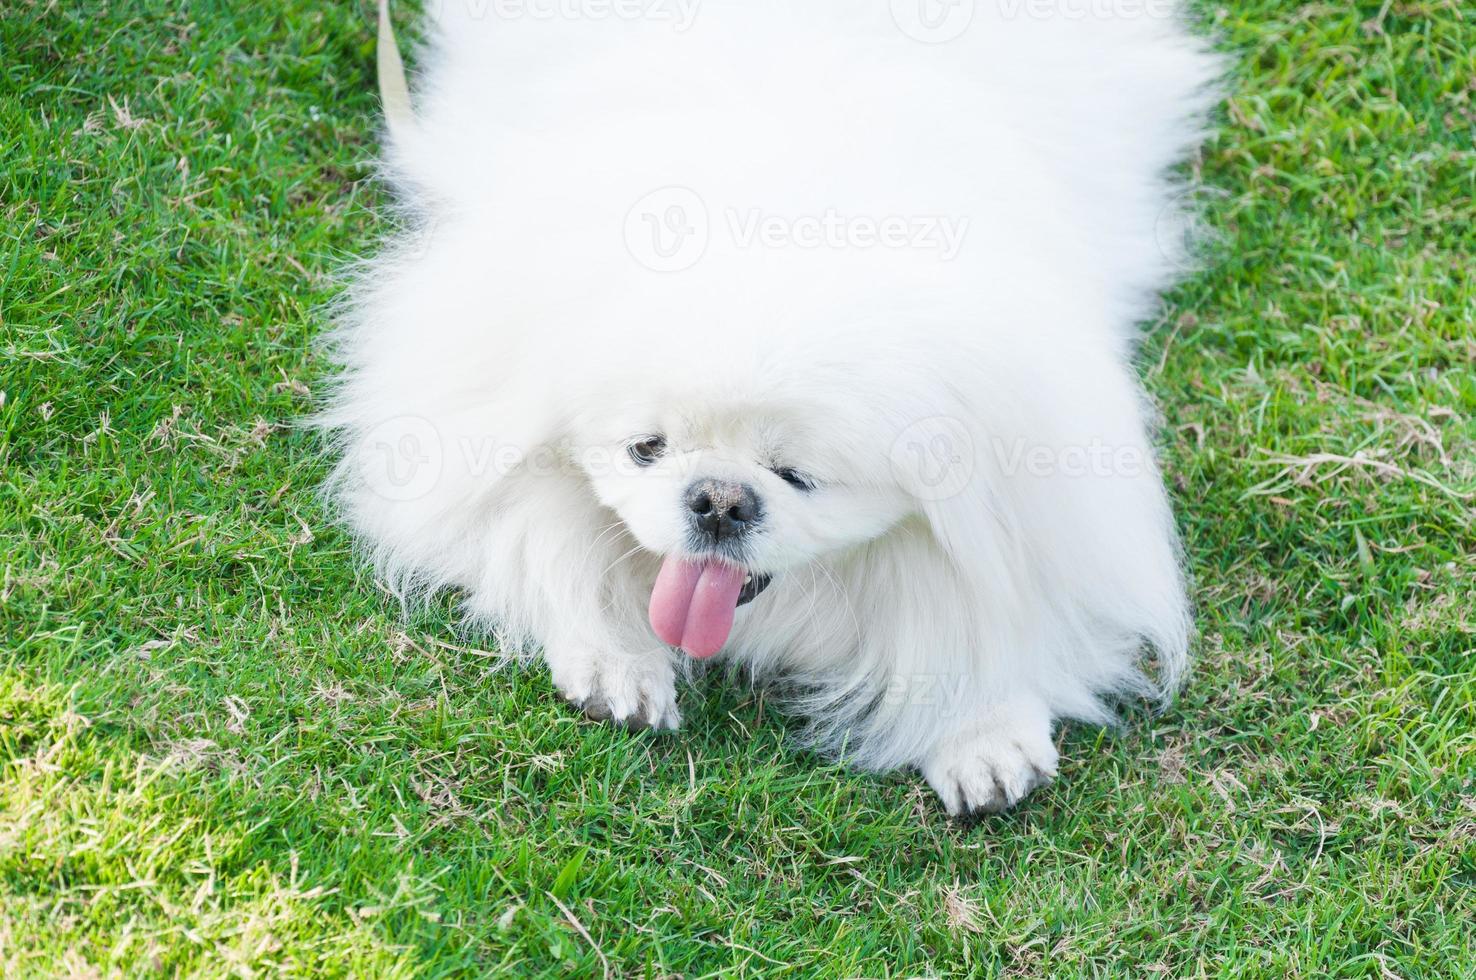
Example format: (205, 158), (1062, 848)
(547, 645), (681, 732)
(922, 708), (1058, 817)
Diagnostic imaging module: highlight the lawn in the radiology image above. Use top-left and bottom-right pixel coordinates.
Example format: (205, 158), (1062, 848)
(2, 1), (1473, 976)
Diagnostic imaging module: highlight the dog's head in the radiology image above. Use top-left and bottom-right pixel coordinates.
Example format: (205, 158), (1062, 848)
(566, 337), (955, 657)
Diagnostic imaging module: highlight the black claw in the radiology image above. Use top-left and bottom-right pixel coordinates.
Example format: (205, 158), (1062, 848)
(575, 694), (657, 731)
(950, 806), (990, 830)
(581, 699), (613, 723)
(622, 694), (653, 731)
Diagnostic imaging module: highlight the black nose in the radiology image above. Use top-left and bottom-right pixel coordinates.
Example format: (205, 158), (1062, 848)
(685, 480), (762, 543)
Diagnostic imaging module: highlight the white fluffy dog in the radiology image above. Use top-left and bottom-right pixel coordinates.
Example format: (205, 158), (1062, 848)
(320, 0), (1221, 815)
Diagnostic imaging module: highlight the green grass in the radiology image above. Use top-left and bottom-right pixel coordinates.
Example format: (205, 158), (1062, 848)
(3, 1), (1473, 975)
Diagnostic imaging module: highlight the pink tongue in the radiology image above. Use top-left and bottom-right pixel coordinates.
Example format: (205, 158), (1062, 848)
(648, 556), (748, 658)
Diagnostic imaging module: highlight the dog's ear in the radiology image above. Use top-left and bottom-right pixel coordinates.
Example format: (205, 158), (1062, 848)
(889, 401), (1191, 701)
(889, 412), (1026, 614)
(320, 380), (563, 599)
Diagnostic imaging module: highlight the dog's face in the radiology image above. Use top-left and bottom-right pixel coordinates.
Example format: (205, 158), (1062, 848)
(573, 396), (914, 655)
(581, 402), (913, 575)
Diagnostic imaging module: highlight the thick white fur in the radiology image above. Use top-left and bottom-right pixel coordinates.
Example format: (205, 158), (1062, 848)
(320, 0), (1221, 814)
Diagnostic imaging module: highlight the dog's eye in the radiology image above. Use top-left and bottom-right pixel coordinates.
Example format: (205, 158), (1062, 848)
(628, 436), (667, 467)
(774, 467), (815, 491)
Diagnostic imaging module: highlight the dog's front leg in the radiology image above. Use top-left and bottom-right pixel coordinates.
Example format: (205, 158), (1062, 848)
(544, 632), (681, 732)
(919, 692), (1058, 816)
(785, 530), (1064, 816)
(480, 471), (682, 731)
